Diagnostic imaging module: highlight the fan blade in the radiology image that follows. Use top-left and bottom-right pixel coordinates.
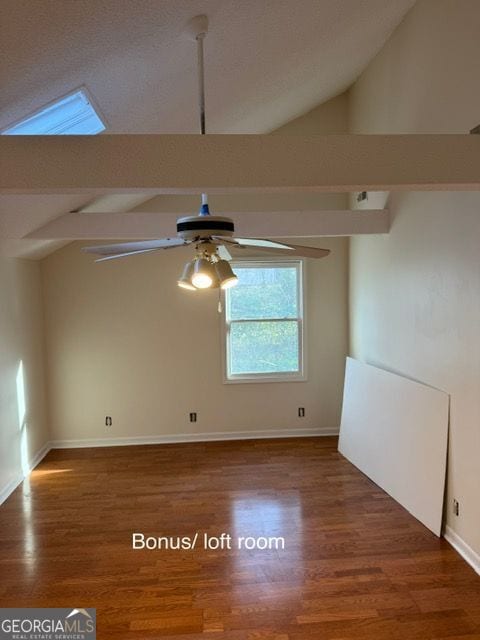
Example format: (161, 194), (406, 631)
(230, 238), (330, 259)
(211, 235), (238, 245)
(210, 236), (232, 261)
(232, 237), (294, 250)
(94, 249), (161, 263)
(82, 237), (187, 257)
(213, 243), (233, 261)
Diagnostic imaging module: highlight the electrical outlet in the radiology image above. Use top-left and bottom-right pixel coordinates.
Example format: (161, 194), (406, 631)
(189, 412), (197, 423)
(105, 416), (112, 427)
(357, 190), (368, 202)
(453, 499), (460, 516)
(298, 407), (305, 418)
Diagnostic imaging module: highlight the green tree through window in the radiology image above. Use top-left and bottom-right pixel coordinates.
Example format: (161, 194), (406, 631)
(225, 261), (304, 380)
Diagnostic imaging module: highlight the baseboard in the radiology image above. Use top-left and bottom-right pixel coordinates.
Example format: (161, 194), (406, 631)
(0, 476), (23, 507)
(0, 441), (51, 506)
(50, 427), (339, 449)
(29, 441), (51, 470)
(444, 525), (480, 576)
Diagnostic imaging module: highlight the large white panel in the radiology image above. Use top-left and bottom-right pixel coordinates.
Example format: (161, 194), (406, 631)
(338, 357), (449, 535)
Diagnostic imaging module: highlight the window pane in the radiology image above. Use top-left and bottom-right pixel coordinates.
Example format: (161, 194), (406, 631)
(2, 89), (105, 135)
(228, 266), (298, 320)
(229, 321), (299, 375)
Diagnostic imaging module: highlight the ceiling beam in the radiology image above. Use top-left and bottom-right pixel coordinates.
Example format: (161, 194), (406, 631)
(26, 209), (389, 240)
(2, 134), (480, 194)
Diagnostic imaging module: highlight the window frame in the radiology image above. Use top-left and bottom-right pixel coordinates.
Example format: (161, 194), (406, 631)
(1, 86), (107, 136)
(221, 258), (307, 384)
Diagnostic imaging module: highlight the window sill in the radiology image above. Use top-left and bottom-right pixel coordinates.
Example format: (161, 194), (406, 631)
(223, 372), (307, 385)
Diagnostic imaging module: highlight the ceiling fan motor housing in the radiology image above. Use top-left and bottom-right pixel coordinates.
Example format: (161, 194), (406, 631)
(176, 215), (235, 240)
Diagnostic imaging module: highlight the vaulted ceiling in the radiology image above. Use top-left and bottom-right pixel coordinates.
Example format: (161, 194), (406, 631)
(0, 0), (415, 258)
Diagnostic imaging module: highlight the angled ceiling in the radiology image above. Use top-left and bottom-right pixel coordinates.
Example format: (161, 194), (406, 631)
(1, 0), (414, 134)
(0, 0), (414, 258)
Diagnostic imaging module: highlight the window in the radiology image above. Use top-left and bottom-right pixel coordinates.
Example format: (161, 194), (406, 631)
(1, 88), (106, 135)
(224, 260), (305, 382)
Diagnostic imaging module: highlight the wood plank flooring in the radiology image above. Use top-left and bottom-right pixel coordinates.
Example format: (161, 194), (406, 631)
(0, 437), (479, 639)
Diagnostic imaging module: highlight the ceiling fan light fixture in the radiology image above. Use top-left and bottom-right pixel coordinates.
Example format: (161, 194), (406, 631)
(215, 260), (239, 289)
(221, 275), (239, 290)
(191, 257), (217, 289)
(82, 16), (332, 282)
(177, 260), (197, 290)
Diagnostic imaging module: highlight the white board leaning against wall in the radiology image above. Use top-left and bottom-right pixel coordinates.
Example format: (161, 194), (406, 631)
(338, 357), (449, 536)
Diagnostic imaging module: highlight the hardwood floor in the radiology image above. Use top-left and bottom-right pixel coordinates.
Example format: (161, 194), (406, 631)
(0, 437), (479, 639)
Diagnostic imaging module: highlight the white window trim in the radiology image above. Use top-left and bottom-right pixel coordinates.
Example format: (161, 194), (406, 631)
(221, 258), (307, 384)
(0, 85), (107, 135)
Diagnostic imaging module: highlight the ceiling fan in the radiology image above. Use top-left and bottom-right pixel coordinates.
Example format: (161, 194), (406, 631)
(83, 15), (330, 291)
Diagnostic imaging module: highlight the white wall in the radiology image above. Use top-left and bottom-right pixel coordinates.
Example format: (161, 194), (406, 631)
(40, 92), (350, 444)
(41, 237), (348, 443)
(0, 249), (49, 501)
(349, 0), (480, 555)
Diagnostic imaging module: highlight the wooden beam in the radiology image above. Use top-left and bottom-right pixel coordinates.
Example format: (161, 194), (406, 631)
(2, 134), (480, 194)
(26, 209), (390, 240)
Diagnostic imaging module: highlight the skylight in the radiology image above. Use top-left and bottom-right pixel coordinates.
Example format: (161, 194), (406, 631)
(2, 88), (106, 135)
